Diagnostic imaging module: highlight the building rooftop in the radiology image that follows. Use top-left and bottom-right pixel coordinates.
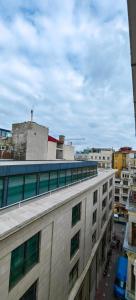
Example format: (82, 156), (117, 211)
(0, 169), (115, 241)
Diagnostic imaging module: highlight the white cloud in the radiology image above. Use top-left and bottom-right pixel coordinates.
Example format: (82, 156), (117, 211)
(0, 0), (135, 149)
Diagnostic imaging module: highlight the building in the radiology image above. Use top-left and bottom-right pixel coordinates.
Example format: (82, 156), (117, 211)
(75, 148), (113, 169)
(47, 135), (74, 160)
(0, 160), (115, 300)
(0, 128), (11, 138)
(12, 122), (49, 160)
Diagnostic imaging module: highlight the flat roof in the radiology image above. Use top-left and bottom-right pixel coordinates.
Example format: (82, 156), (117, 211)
(0, 169), (115, 240)
(0, 160), (97, 176)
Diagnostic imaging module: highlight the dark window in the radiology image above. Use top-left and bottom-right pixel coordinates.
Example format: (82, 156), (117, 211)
(102, 197), (107, 210)
(58, 170), (66, 187)
(92, 209), (97, 225)
(123, 180), (128, 186)
(70, 231), (80, 258)
(109, 190), (112, 200)
(122, 196), (127, 202)
(115, 188), (120, 194)
(20, 281), (37, 300)
(123, 188), (128, 194)
(92, 231), (96, 248)
(66, 169), (72, 185)
(131, 265), (135, 292)
(109, 178), (113, 186)
(71, 169), (77, 182)
(103, 182), (108, 194)
(101, 212), (107, 228)
(9, 233), (40, 289)
(69, 261), (79, 291)
(93, 190), (97, 205)
(115, 196), (119, 202)
(132, 223), (136, 246)
(109, 202), (112, 211)
(49, 171), (58, 190)
(72, 203), (81, 227)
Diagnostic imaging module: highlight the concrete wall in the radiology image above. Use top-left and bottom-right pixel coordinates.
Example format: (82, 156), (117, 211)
(12, 122), (48, 160)
(63, 145), (75, 160)
(47, 141), (57, 160)
(0, 173), (114, 300)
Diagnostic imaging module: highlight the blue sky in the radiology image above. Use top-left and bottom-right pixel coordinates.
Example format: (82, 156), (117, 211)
(0, 0), (135, 150)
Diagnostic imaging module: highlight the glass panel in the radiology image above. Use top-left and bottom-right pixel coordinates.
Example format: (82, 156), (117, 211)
(70, 231), (80, 258)
(66, 169), (72, 185)
(71, 169), (77, 183)
(72, 203), (81, 226)
(24, 175), (37, 199)
(20, 282), (37, 300)
(9, 244), (24, 289)
(77, 168), (82, 180)
(49, 171), (58, 190)
(7, 176), (24, 205)
(58, 170), (66, 187)
(0, 178), (3, 207)
(25, 234), (39, 273)
(39, 173), (49, 194)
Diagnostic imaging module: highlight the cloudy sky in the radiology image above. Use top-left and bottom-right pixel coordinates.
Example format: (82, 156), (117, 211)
(0, 0), (135, 150)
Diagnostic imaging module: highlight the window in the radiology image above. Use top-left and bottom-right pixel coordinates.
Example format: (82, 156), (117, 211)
(9, 233), (40, 289)
(103, 156), (105, 160)
(49, 171), (58, 190)
(39, 173), (49, 194)
(0, 178), (3, 207)
(101, 212), (107, 228)
(109, 190), (112, 200)
(66, 169), (72, 185)
(115, 196), (119, 202)
(103, 182), (108, 194)
(102, 197), (107, 210)
(92, 209), (97, 225)
(123, 188), (128, 194)
(20, 281), (37, 300)
(109, 178), (113, 186)
(107, 157), (110, 160)
(58, 170), (66, 187)
(131, 265), (135, 292)
(92, 231), (96, 248)
(7, 176), (24, 205)
(69, 261), (79, 291)
(99, 156), (101, 159)
(72, 203), (81, 226)
(71, 169), (77, 182)
(115, 188), (120, 194)
(123, 180), (128, 186)
(122, 196), (127, 202)
(70, 231), (80, 258)
(24, 175), (37, 199)
(132, 223), (136, 246)
(109, 202), (112, 211)
(93, 190), (98, 205)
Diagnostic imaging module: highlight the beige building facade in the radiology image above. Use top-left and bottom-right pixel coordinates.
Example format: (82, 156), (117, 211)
(0, 168), (114, 300)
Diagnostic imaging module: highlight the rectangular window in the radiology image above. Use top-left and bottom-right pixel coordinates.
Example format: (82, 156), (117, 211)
(39, 173), (49, 194)
(71, 169), (77, 183)
(131, 265), (135, 292)
(102, 197), (107, 210)
(77, 168), (82, 180)
(132, 223), (136, 246)
(7, 176), (24, 205)
(66, 169), (72, 185)
(123, 180), (128, 186)
(69, 261), (79, 291)
(115, 188), (119, 194)
(93, 190), (98, 205)
(58, 170), (66, 187)
(109, 190), (112, 200)
(72, 203), (81, 227)
(109, 178), (113, 186)
(92, 209), (97, 225)
(49, 171), (58, 190)
(109, 202), (112, 211)
(103, 182), (108, 194)
(20, 281), (37, 300)
(92, 230), (96, 248)
(123, 188), (128, 194)
(70, 231), (80, 259)
(9, 233), (39, 289)
(101, 212), (107, 228)
(0, 178), (3, 207)
(24, 175), (37, 199)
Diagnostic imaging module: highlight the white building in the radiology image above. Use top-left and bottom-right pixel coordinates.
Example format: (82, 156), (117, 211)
(75, 148), (113, 169)
(0, 161), (114, 300)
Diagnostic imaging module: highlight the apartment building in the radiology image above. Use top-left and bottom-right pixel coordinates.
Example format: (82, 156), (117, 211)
(75, 148), (113, 169)
(0, 160), (114, 300)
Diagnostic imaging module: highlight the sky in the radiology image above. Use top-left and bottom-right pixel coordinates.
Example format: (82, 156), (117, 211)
(0, 0), (135, 150)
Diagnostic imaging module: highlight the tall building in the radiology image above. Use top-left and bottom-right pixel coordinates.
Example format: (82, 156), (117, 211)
(0, 160), (115, 300)
(75, 148), (113, 169)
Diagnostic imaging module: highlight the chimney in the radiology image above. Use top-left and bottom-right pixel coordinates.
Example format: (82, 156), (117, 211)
(59, 135), (65, 144)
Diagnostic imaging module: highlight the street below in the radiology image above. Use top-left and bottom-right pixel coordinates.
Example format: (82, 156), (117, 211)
(95, 222), (126, 300)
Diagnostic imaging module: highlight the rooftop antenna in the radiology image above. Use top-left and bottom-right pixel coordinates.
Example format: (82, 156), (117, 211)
(31, 109), (34, 122)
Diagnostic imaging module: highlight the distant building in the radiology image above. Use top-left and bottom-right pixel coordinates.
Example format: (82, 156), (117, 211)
(75, 148), (113, 169)
(0, 128), (11, 138)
